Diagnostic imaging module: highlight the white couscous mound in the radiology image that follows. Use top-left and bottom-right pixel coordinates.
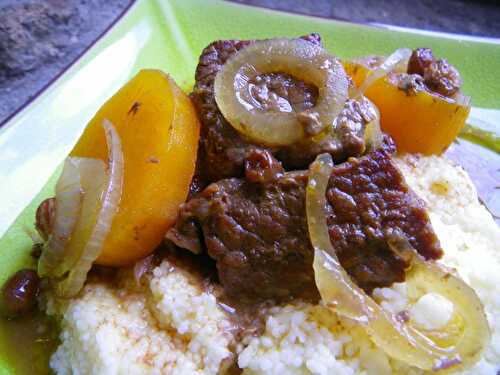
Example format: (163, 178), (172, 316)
(47, 155), (500, 375)
(48, 263), (235, 375)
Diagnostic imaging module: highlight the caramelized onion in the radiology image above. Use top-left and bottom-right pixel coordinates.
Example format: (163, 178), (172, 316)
(53, 158), (107, 277)
(454, 92), (471, 108)
(363, 99), (383, 151)
(398, 242), (491, 371)
(356, 48), (412, 96)
(56, 119), (124, 297)
(214, 38), (349, 146)
(133, 253), (157, 286)
(39, 158), (84, 277)
(306, 153), (490, 371)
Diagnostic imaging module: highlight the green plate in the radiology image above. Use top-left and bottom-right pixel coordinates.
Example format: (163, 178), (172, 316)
(0, 0), (499, 373)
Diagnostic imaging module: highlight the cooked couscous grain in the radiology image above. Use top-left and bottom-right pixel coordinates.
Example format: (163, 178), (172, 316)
(48, 155), (500, 375)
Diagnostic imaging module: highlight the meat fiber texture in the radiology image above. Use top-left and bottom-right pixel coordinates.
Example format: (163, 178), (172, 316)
(47, 154), (500, 375)
(168, 143), (442, 303)
(190, 33), (370, 189)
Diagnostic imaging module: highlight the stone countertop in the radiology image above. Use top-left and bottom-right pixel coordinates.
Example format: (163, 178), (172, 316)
(0, 0), (499, 124)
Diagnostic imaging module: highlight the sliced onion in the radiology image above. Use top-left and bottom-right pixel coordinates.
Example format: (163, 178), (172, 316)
(454, 92), (471, 108)
(356, 48), (412, 97)
(53, 158), (107, 277)
(56, 119), (124, 297)
(400, 245), (491, 370)
(214, 38), (349, 146)
(306, 153), (490, 371)
(39, 158), (83, 277)
(362, 98), (383, 151)
(133, 253), (157, 286)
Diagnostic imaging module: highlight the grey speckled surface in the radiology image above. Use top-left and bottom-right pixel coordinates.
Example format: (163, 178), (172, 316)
(230, 0), (500, 37)
(0, 0), (131, 124)
(0, 0), (499, 124)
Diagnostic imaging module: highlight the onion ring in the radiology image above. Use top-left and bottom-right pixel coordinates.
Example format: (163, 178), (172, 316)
(306, 153), (490, 371)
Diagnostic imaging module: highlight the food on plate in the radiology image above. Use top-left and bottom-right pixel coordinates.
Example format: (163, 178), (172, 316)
(168, 138), (442, 302)
(69, 70), (200, 268)
(191, 33), (380, 189)
(306, 153), (489, 371)
(343, 48), (471, 154)
(1, 33), (499, 375)
(1, 269), (40, 317)
(214, 38), (349, 146)
(36, 70), (200, 298)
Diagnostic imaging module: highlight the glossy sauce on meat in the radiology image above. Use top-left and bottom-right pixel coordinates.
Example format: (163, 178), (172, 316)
(190, 34), (374, 192)
(248, 72), (318, 113)
(278, 97), (375, 169)
(191, 35), (319, 188)
(399, 47), (462, 98)
(325, 141), (442, 291)
(168, 140), (442, 303)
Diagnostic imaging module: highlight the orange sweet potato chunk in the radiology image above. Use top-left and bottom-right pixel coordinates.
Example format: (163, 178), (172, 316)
(343, 60), (469, 155)
(71, 69), (200, 266)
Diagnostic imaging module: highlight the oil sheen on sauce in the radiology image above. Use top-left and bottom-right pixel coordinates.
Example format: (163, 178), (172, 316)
(0, 310), (59, 374)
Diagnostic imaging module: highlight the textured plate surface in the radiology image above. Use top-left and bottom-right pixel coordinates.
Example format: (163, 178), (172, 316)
(0, 0), (499, 373)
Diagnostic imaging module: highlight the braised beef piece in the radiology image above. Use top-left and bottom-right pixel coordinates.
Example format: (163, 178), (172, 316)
(168, 140), (442, 303)
(168, 170), (318, 302)
(407, 48), (434, 76)
(191, 34), (372, 192)
(245, 148), (284, 184)
(247, 72), (318, 113)
(277, 97), (375, 170)
(406, 48), (462, 97)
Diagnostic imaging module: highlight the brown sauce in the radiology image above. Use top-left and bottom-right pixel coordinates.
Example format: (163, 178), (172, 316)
(0, 310), (59, 374)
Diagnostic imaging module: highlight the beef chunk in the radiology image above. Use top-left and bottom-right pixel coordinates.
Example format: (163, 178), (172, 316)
(191, 34), (373, 190)
(407, 48), (462, 97)
(278, 97), (375, 169)
(245, 148), (284, 184)
(168, 143), (442, 303)
(325, 143), (442, 291)
(191, 38), (252, 186)
(169, 171), (316, 302)
(407, 48), (435, 77)
(247, 72), (318, 113)
(423, 59), (462, 98)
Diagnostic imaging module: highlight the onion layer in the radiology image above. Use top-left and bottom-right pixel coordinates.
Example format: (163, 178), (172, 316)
(38, 158), (82, 277)
(214, 38), (349, 146)
(356, 48), (412, 96)
(306, 153), (490, 371)
(53, 157), (107, 278)
(56, 119), (124, 297)
(38, 158), (108, 277)
(362, 98), (383, 151)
